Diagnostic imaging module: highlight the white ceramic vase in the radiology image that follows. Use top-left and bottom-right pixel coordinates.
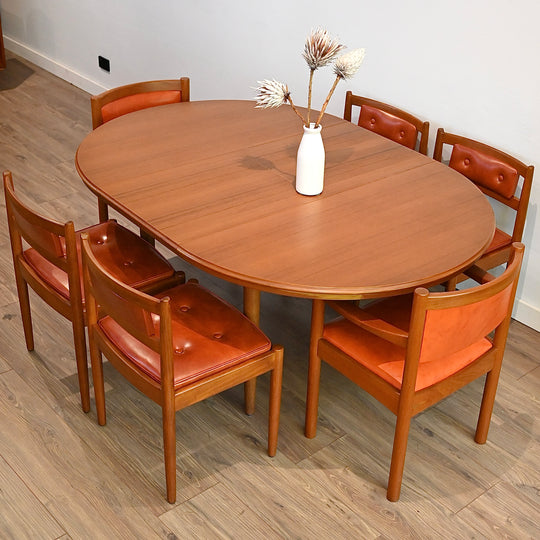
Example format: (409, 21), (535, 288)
(295, 123), (325, 196)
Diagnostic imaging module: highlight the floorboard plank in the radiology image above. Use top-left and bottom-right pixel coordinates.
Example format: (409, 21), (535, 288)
(0, 454), (65, 539)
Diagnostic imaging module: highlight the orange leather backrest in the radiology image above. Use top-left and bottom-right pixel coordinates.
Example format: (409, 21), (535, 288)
(101, 90), (182, 123)
(449, 143), (519, 199)
(419, 284), (513, 364)
(358, 104), (418, 150)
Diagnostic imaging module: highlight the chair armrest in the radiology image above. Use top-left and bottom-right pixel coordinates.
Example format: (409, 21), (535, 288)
(463, 265), (496, 284)
(326, 300), (408, 347)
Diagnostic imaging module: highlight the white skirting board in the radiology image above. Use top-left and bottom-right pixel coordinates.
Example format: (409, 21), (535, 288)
(4, 35), (105, 95)
(514, 299), (540, 332)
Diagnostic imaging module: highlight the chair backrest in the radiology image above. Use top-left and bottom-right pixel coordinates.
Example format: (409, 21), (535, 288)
(433, 129), (534, 243)
(3, 170), (79, 284)
(406, 243), (524, 376)
(91, 77), (190, 129)
(344, 91), (429, 155)
(81, 232), (167, 359)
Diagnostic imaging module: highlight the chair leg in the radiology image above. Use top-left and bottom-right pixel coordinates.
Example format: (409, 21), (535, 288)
(89, 339), (106, 425)
(387, 409), (413, 502)
(244, 379), (256, 416)
(267, 346), (284, 457)
(305, 354), (322, 439)
(445, 276), (458, 291)
(305, 299), (325, 439)
(140, 229), (156, 247)
(97, 197), (109, 223)
(475, 367), (502, 444)
(15, 274), (34, 351)
(72, 317), (90, 413)
(243, 287), (260, 415)
(162, 403), (177, 504)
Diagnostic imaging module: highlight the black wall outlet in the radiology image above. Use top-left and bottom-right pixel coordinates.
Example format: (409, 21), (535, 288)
(98, 56), (110, 72)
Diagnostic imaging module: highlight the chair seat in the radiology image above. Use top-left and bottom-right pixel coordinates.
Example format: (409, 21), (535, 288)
(99, 282), (272, 388)
(323, 296), (492, 391)
(24, 220), (175, 302)
(485, 227), (512, 254)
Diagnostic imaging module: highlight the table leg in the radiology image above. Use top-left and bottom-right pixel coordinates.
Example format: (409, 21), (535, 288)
(243, 287), (261, 415)
(97, 197), (109, 222)
(305, 299), (325, 438)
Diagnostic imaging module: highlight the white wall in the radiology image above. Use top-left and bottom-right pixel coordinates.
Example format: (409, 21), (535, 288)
(2, 0), (539, 329)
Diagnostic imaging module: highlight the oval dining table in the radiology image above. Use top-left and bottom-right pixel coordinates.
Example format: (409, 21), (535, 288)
(75, 99), (495, 411)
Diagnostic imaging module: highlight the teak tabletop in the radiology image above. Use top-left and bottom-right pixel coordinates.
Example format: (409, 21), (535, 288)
(76, 100), (495, 304)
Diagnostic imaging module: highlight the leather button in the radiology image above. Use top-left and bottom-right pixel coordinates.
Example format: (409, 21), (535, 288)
(174, 347), (184, 355)
(464, 158), (470, 166)
(498, 174), (504, 182)
(179, 305), (190, 312)
(96, 239), (105, 245)
(213, 332), (223, 339)
(399, 130), (405, 138)
(123, 260), (133, 267)
(370, 117), (376, 124)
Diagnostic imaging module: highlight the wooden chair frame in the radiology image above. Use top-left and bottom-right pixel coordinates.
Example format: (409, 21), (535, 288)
(344, 91), (430, 155)
(81, 233), (283, 503)
(305, 243), (524, 501)
(3, 171), (182, 412)
(434, 128), (534, 286)
(4, 170), (91, 409)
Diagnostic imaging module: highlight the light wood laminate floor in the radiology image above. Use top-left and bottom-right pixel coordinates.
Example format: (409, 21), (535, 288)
(1, 52), (539, 539)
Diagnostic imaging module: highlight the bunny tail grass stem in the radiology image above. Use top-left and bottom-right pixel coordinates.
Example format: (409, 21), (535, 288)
(288, 95), (308, 126)
(315, 76), (340, 127)
(307, 69), (315, 125)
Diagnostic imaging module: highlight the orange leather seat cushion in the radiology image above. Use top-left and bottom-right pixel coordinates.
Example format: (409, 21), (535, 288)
(323, 296), (492, 391)
(101, 90), (181, 123)
(98, 282), (272, 388)
(23, 220), (175, 303)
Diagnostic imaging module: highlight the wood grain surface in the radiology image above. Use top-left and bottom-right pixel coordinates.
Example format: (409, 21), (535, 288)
(76, 100), (495, 299)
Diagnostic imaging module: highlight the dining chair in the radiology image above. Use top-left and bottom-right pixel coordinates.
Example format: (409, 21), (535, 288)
(305, 242), (524, 501)
(81, 233), (283, 504)
(344, 91), (429, 155)
(434, 128), (533, 288)
(90, 77), (190, 223)
(3, 170), (182, 413)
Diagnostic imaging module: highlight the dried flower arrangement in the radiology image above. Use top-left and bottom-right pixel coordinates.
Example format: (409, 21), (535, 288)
(255, 28), (365, 127)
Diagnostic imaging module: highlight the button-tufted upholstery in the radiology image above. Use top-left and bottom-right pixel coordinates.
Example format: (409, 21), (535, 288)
(433, 129), (534, 284)
(344, 91), (430, 155)
(3, 171), (180, 413)
(358, 104), (418, 150)
(449, 143), (519, 199)
(305, 243), (524, 502)
(81, 234), (283, 503)
(24, 220), (175, 302)
(98, 282), (272, 388)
